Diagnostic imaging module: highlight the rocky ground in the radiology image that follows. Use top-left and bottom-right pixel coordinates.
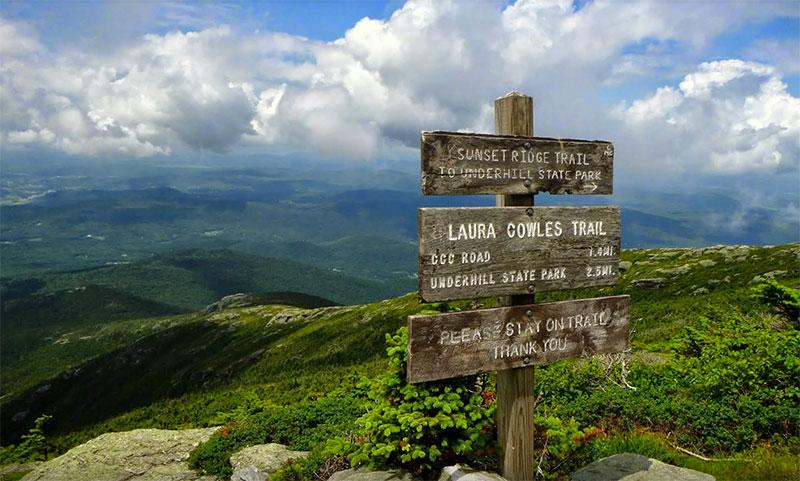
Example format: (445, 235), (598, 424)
(19, 428), (218, 481)
(17, 428), (717, 481)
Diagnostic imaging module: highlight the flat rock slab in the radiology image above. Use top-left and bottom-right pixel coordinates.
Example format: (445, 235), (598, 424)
(630, 278), (666, 289)
(328, 468), (418, 481)
(230, 443), (308, 481)
(1, 462), (42, 477)
(21, 427), (219, 481)
(571, 453), (715, 481)
(438, 464), (507, 481)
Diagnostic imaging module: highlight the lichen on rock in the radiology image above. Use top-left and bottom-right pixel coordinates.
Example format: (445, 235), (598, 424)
(229, 443), (308, 481)
(21, 427), (219, 481)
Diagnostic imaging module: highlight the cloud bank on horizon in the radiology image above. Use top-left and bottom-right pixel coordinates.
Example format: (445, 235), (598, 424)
(1, 0), (798, 180)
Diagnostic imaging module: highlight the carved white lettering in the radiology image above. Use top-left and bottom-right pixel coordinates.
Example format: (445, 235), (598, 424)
(571, 220), (607, 236)
(506, 221), (563, 239)
(448, 223), (497, 241)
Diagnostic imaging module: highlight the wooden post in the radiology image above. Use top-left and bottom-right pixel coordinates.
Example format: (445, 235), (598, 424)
(495, 91), (536, 481)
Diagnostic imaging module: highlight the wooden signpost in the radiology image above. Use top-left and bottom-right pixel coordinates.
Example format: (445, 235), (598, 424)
(409, 92), (629, 481)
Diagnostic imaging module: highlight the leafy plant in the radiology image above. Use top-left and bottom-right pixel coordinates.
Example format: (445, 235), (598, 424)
(189, 395), (363, 477)
(668, 308), (800, 451)
(269, 443), (346, 481)
(0, 414), (53, 464)
(536, 304), (800, 454)
(533, 416), (601, 480)
(753, 280), (800, 326)
(346, 327), (496, 477)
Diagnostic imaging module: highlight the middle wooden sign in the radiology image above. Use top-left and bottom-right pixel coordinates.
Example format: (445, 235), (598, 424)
(418, 206), (621, 302)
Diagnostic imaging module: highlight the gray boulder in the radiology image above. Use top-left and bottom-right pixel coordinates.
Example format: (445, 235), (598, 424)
(630, 278), (666, 289)
(1, 463), (41, 479)
(655, 265), (691, 277)
(328, 468), (418, 481)
(750, 270), (787, 284)
(438, 464), (506, 481)
(204, 293), (256, 313)
(229, 443), (309, 481)
(232, 466), (267, 481)
(618, 261), (633, 272)
(571, 453), (715, 481)
(21, 427), (219, 481)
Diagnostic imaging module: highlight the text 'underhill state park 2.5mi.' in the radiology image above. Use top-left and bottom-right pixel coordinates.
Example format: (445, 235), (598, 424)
(407, 92), (630, 481)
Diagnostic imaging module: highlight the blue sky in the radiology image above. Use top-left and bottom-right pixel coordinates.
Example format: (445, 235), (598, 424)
(1, 0), (798, 186)
(2, 1), (404, 44)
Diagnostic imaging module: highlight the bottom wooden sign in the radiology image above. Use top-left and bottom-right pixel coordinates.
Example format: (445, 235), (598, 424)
(407, 295), (630, 383)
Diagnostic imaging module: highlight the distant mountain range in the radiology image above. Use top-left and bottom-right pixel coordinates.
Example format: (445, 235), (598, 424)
(2, 159), (797, 282)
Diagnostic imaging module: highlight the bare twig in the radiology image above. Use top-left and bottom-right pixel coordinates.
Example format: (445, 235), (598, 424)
(601, 350), (637, 391)
(535, 435), (550, 480)
(671, 444), (743, 462)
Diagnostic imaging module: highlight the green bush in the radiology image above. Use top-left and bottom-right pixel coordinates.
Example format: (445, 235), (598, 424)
(753, 280), (800, 325)
(533, 416), (600, 480)
(0, 415), (53, 464)
(347, 327), (496, 477)
(268, 443), (348, 481)
(668, 308), (800, 451)
(189, 395), (364, 477)
(536, 306), (800, 454)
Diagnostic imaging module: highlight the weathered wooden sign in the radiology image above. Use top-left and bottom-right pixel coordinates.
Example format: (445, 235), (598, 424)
(418, 206), (620, 302)
(407, 295), (629, 383)
(421, 131), (614, 196)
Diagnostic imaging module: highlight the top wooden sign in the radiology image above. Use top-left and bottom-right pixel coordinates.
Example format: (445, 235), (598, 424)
(421, 131), (614, 196)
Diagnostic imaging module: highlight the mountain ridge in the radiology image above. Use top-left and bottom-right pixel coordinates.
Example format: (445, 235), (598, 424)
(2, 243), (797, 453)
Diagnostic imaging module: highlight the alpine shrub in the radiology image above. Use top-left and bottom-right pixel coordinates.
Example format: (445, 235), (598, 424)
(348, 327), (496, 477)
(753, 280), (800, 326)
(0, 415), (53, 464)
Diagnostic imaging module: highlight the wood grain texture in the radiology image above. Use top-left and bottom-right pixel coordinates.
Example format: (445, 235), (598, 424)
(494, 92), (535, 306)
(494, 91), (536, 481)
(420, 131), (614, 196)
(418, 206), (621, 302)
(407, 295), (630, 383)
(495, 91), (533, 137)
(495, 366), (533, 481)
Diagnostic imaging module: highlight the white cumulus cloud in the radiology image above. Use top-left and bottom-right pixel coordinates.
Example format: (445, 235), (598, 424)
(615, 60), (799, 174)
(1, 0), (797, 174)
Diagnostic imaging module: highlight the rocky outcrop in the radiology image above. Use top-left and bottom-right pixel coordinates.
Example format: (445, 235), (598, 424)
(229, 443), (309, 481)
(1, 462), (41, 478)
(328, 468), (418, 481)
(438, 464), (506, 481)
(204, 293), (259, 313)
(630, 278), (666, 289)
(750, 270), (787, 284)
(655, 265), (691, 277)
(571, 453), (715, 481)
(21, 427), (218, 481)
